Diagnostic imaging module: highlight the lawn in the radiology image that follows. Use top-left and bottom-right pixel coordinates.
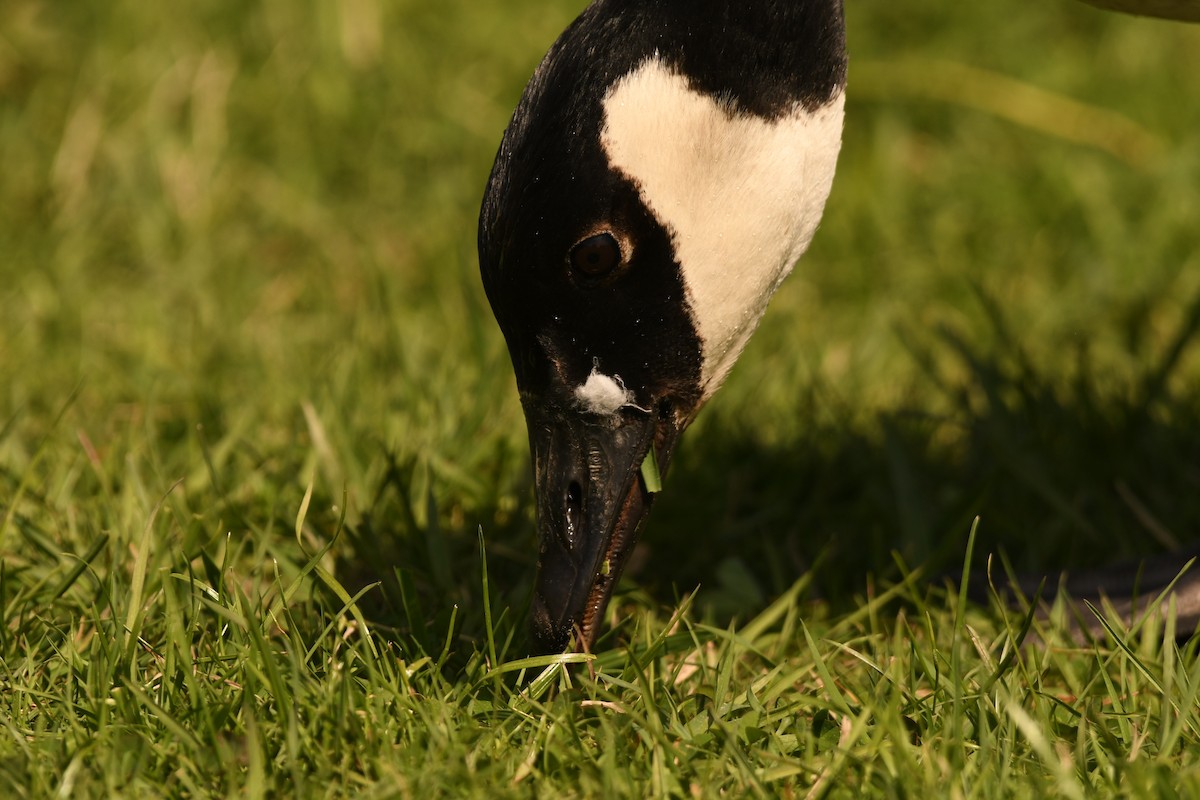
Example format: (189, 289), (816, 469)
(2, 0), (1200, 796)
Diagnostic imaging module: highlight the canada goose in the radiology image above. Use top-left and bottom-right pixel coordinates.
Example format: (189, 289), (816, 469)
(479, 0), (846, 651)
(478, 0), (1199, 652)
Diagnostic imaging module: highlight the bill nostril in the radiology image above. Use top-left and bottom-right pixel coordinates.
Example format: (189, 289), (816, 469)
(563, 481), (583, 549)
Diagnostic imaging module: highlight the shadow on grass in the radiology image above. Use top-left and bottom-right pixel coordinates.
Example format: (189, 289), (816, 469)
(340, 289), (1200, 655)
(646, 289), (1200, 623)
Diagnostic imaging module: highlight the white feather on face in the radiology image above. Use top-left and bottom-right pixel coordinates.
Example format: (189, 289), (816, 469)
(574, 367), (636, 416)
(601, 57), (845, 401)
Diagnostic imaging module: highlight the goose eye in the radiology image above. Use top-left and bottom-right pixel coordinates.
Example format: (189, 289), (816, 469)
(570, 232), (621, 278)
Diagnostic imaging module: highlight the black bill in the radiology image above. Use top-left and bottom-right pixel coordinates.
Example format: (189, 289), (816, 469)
(524, 400), (682, 653)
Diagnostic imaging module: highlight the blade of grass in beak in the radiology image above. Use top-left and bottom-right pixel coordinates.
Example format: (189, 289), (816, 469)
(640, 448), (662, 493)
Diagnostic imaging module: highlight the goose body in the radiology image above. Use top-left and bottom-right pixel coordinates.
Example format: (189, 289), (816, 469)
(480, 0), (847, 651)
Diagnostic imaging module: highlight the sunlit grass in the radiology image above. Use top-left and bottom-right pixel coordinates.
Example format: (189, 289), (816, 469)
(2, 0), (1200, 795)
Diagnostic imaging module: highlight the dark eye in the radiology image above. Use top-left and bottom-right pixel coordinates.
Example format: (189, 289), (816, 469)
(570, 232), (621, 278)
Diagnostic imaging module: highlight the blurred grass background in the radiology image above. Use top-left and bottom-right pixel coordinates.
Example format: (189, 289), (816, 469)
(4, 0), (1200, 642)
(2, 0), (1200, 793)
(4, 0), (1200, 632)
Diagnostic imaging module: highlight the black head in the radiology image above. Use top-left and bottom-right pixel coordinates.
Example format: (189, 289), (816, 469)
(480, 0), (847, 652)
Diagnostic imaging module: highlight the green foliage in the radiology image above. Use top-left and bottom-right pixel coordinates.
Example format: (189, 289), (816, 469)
(2, 0), (1200, 795)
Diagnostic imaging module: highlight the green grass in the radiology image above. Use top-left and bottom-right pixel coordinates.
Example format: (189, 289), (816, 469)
(3, 0), (1200, 795)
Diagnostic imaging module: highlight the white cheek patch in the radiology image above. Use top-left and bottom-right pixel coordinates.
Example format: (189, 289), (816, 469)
(601, 58), (845, 400)
(574, 368), (635, 416)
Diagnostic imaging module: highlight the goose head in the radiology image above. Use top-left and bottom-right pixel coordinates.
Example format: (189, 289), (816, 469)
(479, 0), (847, 652)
